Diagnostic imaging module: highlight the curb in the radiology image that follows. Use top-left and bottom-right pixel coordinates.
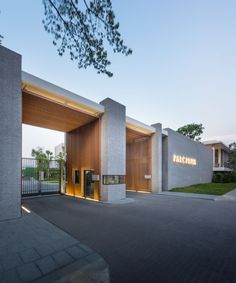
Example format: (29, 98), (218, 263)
(158, 192), (217, 201)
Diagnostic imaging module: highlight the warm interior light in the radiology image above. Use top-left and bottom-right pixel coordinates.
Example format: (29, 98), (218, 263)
(126, 189), (151, 194)
(65, 193), (74, 197)
(65, 193), (99, 202)
(21, 205), (31, 213)
(22, 84), (102, 118)
(85, 197), (99, 202)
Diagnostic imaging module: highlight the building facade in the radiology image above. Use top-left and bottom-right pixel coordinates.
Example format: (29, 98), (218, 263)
(54, 143), (64, 158)
(0, 46), (213, 221)
(203, 141), (233, 172)
(163, 130), (213, 190)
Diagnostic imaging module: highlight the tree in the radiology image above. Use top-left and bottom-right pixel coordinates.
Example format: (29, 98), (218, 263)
(32, 147), (47, 161)
(45, 150), (53, 161)
(45, 150), (53, 177)
(42, 0), (132, 77)
(1, 1), (131, 76)
(229, 142), (236, 151)
(55, 146), (66, 186)
(31, 147), (54, 178)
(229, 143), (236, 172)
(177, 123), (204, 141)
(55, 145), (66, 163)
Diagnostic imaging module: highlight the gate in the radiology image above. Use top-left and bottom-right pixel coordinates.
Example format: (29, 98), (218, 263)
(22, 158), (65, 197)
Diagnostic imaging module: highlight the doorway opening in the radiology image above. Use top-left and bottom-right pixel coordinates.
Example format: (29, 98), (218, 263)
(22, 124), (65, 197)
(84, 170), (95, 199)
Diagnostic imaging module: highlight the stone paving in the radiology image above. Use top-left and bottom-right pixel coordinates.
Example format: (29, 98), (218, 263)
(24, 193), (236, 283)
(0, 210), (109, 283)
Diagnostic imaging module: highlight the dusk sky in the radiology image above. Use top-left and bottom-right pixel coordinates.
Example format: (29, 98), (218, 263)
(1, 0), (236, 157)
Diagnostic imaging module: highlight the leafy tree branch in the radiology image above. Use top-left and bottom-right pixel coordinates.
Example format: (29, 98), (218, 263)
(177, 123), (204, 141)
(42, 0), (132, 77)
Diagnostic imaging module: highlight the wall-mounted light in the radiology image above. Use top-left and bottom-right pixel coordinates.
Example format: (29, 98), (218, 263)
(144, 175), (152, 180)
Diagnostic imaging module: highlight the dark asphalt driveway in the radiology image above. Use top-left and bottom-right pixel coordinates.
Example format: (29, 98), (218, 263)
(23, 193), (236, 283)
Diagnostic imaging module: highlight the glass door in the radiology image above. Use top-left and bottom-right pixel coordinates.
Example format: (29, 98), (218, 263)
(84, 170), (95, 199)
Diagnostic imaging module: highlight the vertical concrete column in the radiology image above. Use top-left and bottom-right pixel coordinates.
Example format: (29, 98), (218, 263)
(212, 147), (215, 168)
(219, 149), (221, 167)
(100, 98), (126, 202)
(0, 46), (22, 220)
(151, 123), (162, 193)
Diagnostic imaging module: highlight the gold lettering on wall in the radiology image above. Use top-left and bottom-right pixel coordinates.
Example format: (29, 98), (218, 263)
(173, 154), (197, 166)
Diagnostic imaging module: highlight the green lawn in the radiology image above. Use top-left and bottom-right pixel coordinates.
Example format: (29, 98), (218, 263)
(171, 183), (236, 195)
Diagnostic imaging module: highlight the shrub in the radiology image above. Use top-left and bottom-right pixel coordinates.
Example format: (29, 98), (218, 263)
(212, 172), (236, 183)
(212, 173), (222, 182)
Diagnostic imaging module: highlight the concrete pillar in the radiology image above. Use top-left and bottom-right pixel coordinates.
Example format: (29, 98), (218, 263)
(219, 149), (221, 167)
(212, 147), (215, 168)
(100, 98), (126, 202)
(151, 123), (162, 193)
(0, 46), (22, 221)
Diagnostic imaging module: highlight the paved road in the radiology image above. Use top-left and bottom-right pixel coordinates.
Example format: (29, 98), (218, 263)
(23, 193), (236, 283)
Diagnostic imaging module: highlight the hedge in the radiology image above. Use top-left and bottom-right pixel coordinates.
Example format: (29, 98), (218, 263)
(212, 172), (236, 183)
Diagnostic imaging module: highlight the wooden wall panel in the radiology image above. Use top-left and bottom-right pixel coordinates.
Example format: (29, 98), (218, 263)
(66, 119), (100, 199)
(126, 137), (152, 192)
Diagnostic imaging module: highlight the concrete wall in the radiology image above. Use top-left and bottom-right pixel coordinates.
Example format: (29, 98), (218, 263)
(100, 98), (126, 202)
(0, 46), (22, 220)
(151, 123), (162, 193)
(162, 129), (212, 191)
(162, 135), (169, 191)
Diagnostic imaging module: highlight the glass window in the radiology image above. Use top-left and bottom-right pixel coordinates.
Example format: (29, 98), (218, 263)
(103, 175), (126, 185)
(74, 170), (80, 184)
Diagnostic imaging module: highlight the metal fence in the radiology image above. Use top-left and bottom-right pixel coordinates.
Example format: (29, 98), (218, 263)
(22, 158), (64, 197)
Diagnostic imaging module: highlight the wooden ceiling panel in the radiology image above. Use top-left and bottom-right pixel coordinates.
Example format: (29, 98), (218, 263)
(22, 92), (97, 132)
(126, 128), (151, 144)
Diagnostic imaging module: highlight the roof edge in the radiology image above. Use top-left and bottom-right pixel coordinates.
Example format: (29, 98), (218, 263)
(126, 116), (156, 135)
(22, 71), (104, 116)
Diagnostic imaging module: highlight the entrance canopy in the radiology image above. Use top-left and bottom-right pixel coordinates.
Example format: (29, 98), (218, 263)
(126, 128), (151, 144)
(126, 116), (155, 143)
(22, 72), (104, 132)
(22, 71), (162, 136)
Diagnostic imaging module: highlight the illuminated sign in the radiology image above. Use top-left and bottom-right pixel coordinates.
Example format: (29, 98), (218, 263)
(144, 175), (152, 180)
(173, 154), (197, 166)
